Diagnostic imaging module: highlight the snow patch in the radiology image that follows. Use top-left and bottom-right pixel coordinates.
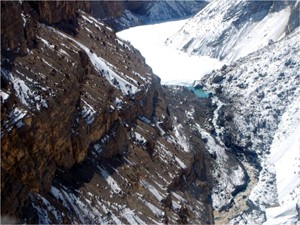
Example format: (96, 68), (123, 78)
(98, 167), (122, 195)
(0, 90), (9, 102)
(140, 179), (165, 202)
(264, 93), (300, 224)
(80, 98), (96, 125)
(5, 71), (47, 110)
(133, 132), (147, 145)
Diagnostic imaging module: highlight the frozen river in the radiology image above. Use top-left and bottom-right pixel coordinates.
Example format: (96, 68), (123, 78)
(117, 19), (223, 86)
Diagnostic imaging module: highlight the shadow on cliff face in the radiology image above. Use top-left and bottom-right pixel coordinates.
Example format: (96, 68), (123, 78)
(1, 1), (155, 220)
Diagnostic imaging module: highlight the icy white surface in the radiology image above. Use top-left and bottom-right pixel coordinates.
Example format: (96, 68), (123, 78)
(268, 94), (300, 205)
(172, 122), (190, 152)
(1, 107), (29, 134)
(225, 8), (291, 62)
(121, 208), (147, 225)
(117, 20), (222, 85)
(133, 132), (147, 145)
(38, 36), (55, 49)
(81, 13), (105, 31)
(139, 197), (163, 217)
(167, 0), (294, 62)
(264, 200), (299, 225)
(21, 12), (26, 27)
(114, 97), (123, 110)
(140, 179), (165, 202)
(8, 107), (27, 125)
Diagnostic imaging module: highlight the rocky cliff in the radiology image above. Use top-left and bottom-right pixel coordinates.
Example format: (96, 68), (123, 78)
(1, 2), (212, 223)
(1, 1), (90, 58)
(1, 1), (248, 224)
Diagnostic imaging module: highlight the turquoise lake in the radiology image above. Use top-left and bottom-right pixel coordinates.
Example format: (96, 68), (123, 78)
(187, 86), (210, 98)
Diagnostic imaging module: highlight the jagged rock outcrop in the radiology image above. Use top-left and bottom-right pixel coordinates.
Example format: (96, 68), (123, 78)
(32, 1), (90, 24)
(1, 1), (35, 57)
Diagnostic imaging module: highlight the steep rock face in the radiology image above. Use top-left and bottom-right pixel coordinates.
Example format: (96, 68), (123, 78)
(34, 1), (91, 24)
(21, 86), (218, 224)
(1, 2), (152, 219)
(167, 0), (299, 62)
(1, 1), (90, 59)
(1, 1), (36, 57)
(90, 1), (208, 31)
(1, 2), (232, 224)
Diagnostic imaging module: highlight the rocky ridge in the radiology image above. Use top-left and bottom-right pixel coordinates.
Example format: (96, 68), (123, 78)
(1, 1), (248, 224)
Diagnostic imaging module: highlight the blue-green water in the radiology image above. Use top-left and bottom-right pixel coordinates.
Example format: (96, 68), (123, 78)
(187, 86), (210, 98)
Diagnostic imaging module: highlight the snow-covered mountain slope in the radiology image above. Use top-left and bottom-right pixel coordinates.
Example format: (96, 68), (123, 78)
(167, 0), (299, 62)
(199, 28), (300, 224)
(264, 93), (300, 225)
(139, 1), (208, 23)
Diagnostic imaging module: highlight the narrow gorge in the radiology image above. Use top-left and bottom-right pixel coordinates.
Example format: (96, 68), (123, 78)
(1, 1), (299, 224)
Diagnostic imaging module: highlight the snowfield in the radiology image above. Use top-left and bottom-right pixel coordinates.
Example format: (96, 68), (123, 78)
(117, 19), (223, 85)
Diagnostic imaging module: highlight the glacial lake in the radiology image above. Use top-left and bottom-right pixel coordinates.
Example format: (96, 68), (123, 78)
(187, 86), (210, 98)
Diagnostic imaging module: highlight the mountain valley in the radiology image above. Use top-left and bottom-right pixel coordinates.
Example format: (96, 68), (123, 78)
(1, 1), (299, 224)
